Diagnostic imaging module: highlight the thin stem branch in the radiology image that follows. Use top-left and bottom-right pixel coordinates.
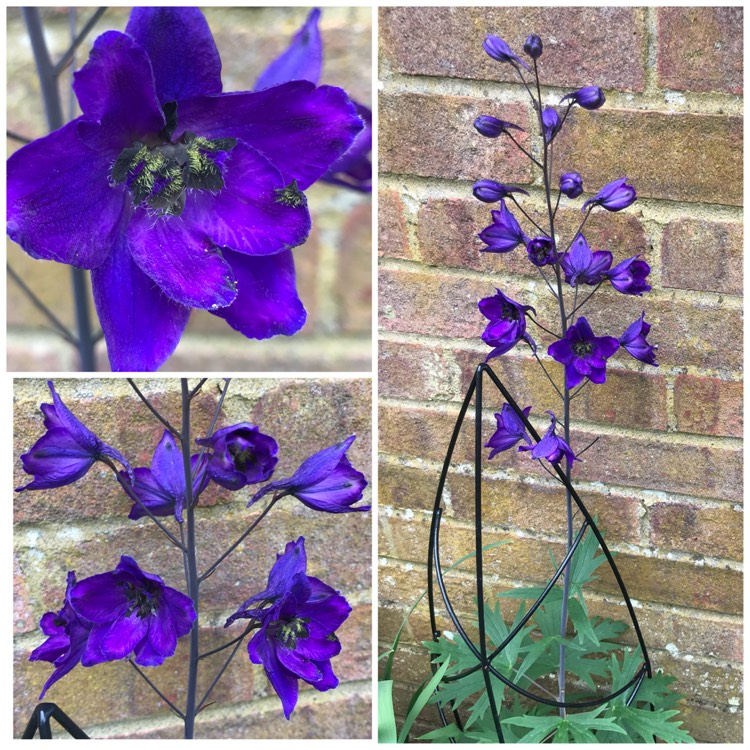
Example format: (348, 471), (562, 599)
(527, 315), (559, 339)
(539, 459), (565, 485)
(568, 282), (603, 320)
(562, 206), (594, 255)
(505, 130), (544, 170)
(127, 379), (181, 438)
(536, 266), (559, 300)
(198, 623), (260, 660)
(199, 497), (280, 583)
(196, 379), (231, 465)
(576, 436), (600, 459)
(7, 265), (79, 345)
(53, 7), (107, 75)
(570, 380), (591, 401)
(129, 660), (185, 720)
(7, 129), (32, 144)
(509, 195), (548, 236)
(533, 352), (564, 401)
(189, 379), (209, 400)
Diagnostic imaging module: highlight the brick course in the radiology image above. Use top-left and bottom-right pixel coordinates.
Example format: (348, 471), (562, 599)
(379, 6), (742, 742)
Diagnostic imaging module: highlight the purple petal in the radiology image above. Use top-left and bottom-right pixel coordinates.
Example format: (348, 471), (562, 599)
(45, 382), (99, 452)
(296, 457), (369, 512)
(16, 429), (96, 491)
(176, 81), (363, 190)
(161, 586), (197, 639)
(248, 632), (299, 719)
(321, 102), (372, 191)
(564, 363), (585, 390)
(276, 646), (322, 682)
(91, 230), (190, 371)
(7, 119), (124, 269)
(73, 31), (165, 152)
(293, 631), (341, 661)
(211, 249), (307, 340)
(125, 467), (174, 520)
(181, 142), (311, 256)
(254, 9), (322, 90)
(310, 659), (339, 691)
(146, 608), (178, 658)
(132, 637), (165, 667)
(126, 211), (237, 310)
(125, 8), (222, 104)
(70, 572), (128, 623)
(100, 611), (150, 660)
(298, 585), (351, 632)
(29, 633), (69, 664)
(150, 431), (186, 510)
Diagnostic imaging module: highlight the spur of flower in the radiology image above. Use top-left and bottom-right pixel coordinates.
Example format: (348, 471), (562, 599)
(248, 435), (369, 513)
(16, 380), (131, 491)
(70, 555), (196, 667)
(7, 8), (363, 371)
(225, 537), (351, 719)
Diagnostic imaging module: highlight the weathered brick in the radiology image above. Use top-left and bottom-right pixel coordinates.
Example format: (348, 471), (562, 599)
(380, 402), (742, 503)
(379, 7), (646, 91)
(657, 7), (743, 95)
(335, 201), (373, 334)
(380, 462), (444, 516)
(678, 702), (743, 744)
(649, 502), (743, 560)
(661, 219), (743, 295)
(674, 374), (743, 439)
(378, 189), (412, 260)
(553, 109), (742, 206)
(379, 93), (532, 182)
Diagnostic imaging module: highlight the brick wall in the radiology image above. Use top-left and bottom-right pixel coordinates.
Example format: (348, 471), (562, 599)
(6, 7), (372, 372)
(378, 7), (742, 742)
(13, 377), (372, 738)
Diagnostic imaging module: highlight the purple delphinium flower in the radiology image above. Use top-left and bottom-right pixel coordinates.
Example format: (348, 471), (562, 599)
(559, 172), (583, 199)
(70, 555), (196, 667)
(541, 107), (561, 143)
(248, 435), (369, 513)
(486, 404), (532, 458)
(254, 9), (371, 192)
(225, 538), (351, 719)
(472, 179), (528, 203)
(29, 572), (93, 699)
(524, 34), (543, 60)
(560, 234), (613, 286)
(560, 86), (606, 110)
(16, 381), (131, 492)
(196, 423), (278, 491)
(478, 199), (529, 253)
(607, 255), (652, 296)
(483, 34), (530, 70)
(478, 288), (536, 361)
(519, 412), (578, 465)
(582, 177), (637, 212)
(474, 115), (524, 138)
(548, 316), (620, 389)
(121, 430), (209, 523)
(526, 236), (558, 267)
(7, 8), (363, 371)
(620, 312), (659, 366)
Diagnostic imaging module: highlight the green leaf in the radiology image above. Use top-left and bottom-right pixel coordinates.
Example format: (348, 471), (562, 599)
(378, 680), (398, 743)
(417, 723), (466, 742)
(502, 714), (564, 744)
(610, 705), (695, 743)
(397, 659), (451, 743)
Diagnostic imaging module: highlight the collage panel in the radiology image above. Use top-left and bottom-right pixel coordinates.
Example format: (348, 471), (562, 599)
(13, 377), (372, 738)
(7, 6), (372, 373)
(378, 5), (742, 745)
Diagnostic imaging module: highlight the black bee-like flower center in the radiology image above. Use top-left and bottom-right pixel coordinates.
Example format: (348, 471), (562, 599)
(277, 617), (310, 649)
(121, 581), (159, 619)
(501, 301), (520, 322)
(572, 341), (593, 357)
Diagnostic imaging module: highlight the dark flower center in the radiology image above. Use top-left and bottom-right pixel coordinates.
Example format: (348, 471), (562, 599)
(111, 103), (236, 217)
(275, 616), (310, 649)
(228, 440), (257, 471)
(572, 341), (593, 357)
(121, 581), (159, 619)
(501, 301), (520, 322)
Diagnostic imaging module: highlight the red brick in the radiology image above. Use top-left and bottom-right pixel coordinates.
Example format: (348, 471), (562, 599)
(553, 109), (742, 206)
(657, 7), (743, 95)
(661, 219), (743, 295)
(379, 7), (646, 92)
(378, 190), (412, 260)
(674, 374), (743, 438)
(380, 402), (742, 503)
(379, 93), (532, 182)
(335, 201), (373, 334)
(649, 502), (743, 560)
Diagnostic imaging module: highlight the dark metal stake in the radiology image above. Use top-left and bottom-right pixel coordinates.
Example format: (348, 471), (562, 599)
(21, 703), (90, 739)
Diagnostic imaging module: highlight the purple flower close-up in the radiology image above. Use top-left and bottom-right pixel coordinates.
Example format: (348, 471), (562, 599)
(560, 85), (606, 110)
(225, 537), (351, 719)
(582, 177), (637, 212)
(559, 172), (583, 199)
(483, 34), (530, 69)
(519, 412), (578, 465)
(473, 115), (524, 138)
(7, 7), (364, 371)
(248, 435), (369, 513)
(28, 572), (94, 699)
(486, 404), (532, 458)
(548, 316), (620, 389)
(561, 234), (613, 286)
(472, 179), (528, 203)
(196, 423), (278, 491)
(541, 106), (561, 142)
(121, 430), (209, 523)
(620, 312), (659, 366)
(526, 236), (558, 267)
(478, 288), (536, 361)
(607, 255), (652, 296)
(478, 199), (529, 253)
(70, 555), (196, 667)
(16, 380), (131, 491)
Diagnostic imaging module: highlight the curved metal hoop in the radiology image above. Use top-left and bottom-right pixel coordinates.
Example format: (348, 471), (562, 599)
(426, 363), (652, 742)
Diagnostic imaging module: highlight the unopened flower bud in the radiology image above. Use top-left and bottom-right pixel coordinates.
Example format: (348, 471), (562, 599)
(559, 172), (583, 198)
(524, 34), (543, 60)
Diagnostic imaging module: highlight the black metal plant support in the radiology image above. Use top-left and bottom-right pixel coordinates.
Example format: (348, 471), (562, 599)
(21, 703), (90, 740)
(426, 363), (652, 743)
